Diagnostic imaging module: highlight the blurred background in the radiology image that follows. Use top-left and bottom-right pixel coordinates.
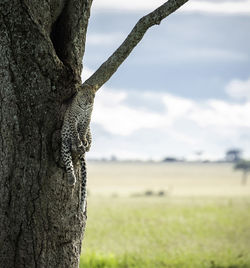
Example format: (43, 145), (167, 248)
(80, 1), (250, 267)
(83, 0), (250, 162)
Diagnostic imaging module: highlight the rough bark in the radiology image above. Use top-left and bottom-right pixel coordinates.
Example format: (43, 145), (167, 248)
(0, 0), (188, 267)
(0, 0), (92, 267)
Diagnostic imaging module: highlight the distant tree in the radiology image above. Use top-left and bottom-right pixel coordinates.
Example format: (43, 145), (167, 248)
(234, 160), (250, 185)
(195, 150), (203, 162)
(110, 155), (117, 162)
(163, 157), (178, 162)
(226, 149), (242, 162)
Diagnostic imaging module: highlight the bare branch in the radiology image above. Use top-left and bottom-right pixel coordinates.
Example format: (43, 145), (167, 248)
(83, 0), (189, 92)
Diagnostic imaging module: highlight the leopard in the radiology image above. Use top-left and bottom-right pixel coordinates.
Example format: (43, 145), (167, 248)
(61, 85), (95, 212)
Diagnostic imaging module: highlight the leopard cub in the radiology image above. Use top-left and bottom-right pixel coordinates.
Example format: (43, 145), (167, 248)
(61, 85), (95, 211)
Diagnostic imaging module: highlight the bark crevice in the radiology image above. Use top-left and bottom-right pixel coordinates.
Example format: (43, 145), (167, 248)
(50, 2), (70, 65)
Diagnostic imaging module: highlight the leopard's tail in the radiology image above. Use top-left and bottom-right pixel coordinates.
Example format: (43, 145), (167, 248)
(79, 155), (87, 212)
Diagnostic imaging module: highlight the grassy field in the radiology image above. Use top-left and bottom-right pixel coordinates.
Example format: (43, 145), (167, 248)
(80, 162), (250, 268)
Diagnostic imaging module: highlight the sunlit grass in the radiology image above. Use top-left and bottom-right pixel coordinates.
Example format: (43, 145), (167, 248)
(80, 196), (250, 268)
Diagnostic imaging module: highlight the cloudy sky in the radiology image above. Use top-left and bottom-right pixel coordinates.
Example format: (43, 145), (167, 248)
(82, 0), (250, 161)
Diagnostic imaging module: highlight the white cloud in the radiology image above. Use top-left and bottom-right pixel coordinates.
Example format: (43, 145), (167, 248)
(189, 100), (250, 128)
(89, 86), (250, 160)
(81, 66), (94, 82)
(180, 48), (248, 62)
(82, 68), (250, 160)
(92, 0), (250, 15)
(226, 78), (250, 100)
(92, 87), (250, 132)
(92, 0), (166, 12)
(86, 33), (125, 45)
(162, 94), (194, 124)
(92, 88), (165, 135)
(184, 0), (250, 15)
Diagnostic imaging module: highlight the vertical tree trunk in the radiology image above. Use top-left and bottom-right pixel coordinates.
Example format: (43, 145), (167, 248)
(0, 0), (92, 267)
(241, 171), (248, 186)
(0, 0), (188, 266)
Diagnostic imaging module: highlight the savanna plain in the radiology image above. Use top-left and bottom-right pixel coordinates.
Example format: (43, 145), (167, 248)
(80, 162), (250, 268)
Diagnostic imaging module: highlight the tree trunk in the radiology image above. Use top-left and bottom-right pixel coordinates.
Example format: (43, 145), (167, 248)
(0, 0), (188, 267)
(241, 171), (248, 186)
(0, 0), (92, 267)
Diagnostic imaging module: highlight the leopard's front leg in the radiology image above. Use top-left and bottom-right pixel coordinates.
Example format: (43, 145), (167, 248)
(61, 124), (77, 186)
(69, 113), (83, 154)
(85, 126), (92, 152)
(78, 122), (92, 153)
(61, 102), (83, 185)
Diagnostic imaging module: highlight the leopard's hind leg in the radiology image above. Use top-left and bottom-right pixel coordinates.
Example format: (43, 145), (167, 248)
(61, 135), (76, 186)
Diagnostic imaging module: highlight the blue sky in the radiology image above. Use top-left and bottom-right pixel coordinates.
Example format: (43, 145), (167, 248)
(82, 0), (250, 161)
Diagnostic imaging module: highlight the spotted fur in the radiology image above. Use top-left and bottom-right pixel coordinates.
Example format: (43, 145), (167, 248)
(61, 86), (95, 211)
(79, 156), (87, 212)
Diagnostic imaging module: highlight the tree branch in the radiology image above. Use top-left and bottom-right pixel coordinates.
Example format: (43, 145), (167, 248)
(83, 0), (189, 92)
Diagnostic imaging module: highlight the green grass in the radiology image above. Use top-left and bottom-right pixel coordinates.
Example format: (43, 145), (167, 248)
(80, 196), (250, 268)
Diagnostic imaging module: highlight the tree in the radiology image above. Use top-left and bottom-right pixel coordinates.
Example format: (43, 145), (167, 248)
(225, 148), (242, 162)
(234, 160), (250, 185)
(0, 0), (188, 267)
